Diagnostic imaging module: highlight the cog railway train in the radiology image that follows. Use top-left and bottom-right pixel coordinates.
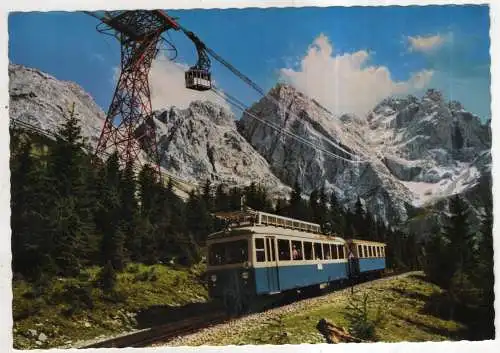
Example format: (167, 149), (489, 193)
(206, 209), (387, 314)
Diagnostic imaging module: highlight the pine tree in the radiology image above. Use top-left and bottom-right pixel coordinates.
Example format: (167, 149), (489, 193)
(289, 180), (309, 220)
(202, 179), (213, 211)
(353, 196), (367, 238)
(214, 184), (229, 211)
(96, 153), (125, 271)
(44, 103), (94, 276)
(445, 195), (474, 274)
(10, 132), (48, 278)
(317, 186), (328, 226)
(138, 164), (160, 218)
(228, 187), (243, 211)
(309, 188), (319, 222)
(185, 190), (213, 246)
(328, 192), (345, 234)
(120, 159), (140, 261)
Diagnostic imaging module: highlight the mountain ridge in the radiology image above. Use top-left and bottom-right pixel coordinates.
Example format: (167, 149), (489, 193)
(9, 63), (491, 226)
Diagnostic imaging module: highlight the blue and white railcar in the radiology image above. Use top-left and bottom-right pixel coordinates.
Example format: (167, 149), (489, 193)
(346, 239), (387, 277)
(206, 210), (351, 313)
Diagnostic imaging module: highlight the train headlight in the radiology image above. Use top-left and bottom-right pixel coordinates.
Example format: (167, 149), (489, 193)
(241, 271), (249, 279)
(210, 274), (217, 282)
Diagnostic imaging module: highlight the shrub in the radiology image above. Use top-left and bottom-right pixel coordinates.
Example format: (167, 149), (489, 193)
(96, 261), (117, 293)
(126, 264), (140, 274)
(344, 292), (385, 341)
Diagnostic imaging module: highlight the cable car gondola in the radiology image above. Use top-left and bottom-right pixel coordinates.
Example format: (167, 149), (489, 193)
(183, 30), (213, 91)
(185, 67), (212, 91)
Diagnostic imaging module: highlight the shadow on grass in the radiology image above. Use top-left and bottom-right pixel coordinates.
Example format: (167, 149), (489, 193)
(389, 287), (430, 302)
(420, 291), (495, 341)
(135, 301), (222, 329)
(390, 311), (466, 340)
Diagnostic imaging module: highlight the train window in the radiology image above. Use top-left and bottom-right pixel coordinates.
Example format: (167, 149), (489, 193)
(209, 240), (248, 265)
(226, 240), (248, 264)
(266, 238), (276, 262)
(304, 242), (313, 260)
(338, 245), (345, 259)
(208, 243), (226, 265)
(323, 243), (331, 259)
(278, 239), (291, 261)
(314, 243), (323, 260)
(292, 240), (303, 260)
(255, 238), (265, 262)
(378, 247), (381, 257)
(382, 247), (385, 257)
(357, 245), (362, 258)
(332, 244), (338, 259)
(364, 245), (368, 258)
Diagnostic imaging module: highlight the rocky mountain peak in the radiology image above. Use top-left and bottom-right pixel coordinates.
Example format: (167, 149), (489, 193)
(9, 63), (491, 226)
(9, 63), (105, 146)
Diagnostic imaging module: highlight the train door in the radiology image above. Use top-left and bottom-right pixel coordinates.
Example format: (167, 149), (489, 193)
(265, 236), (280, 293)
(347, 243), (360, 278)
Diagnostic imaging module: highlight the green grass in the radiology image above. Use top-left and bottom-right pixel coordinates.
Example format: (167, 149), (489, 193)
(174, 273), (465, 346)
(12, 263), (208, 349)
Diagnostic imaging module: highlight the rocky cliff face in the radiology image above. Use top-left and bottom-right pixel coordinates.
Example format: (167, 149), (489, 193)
(8, 64), (288, 197)
(9, 64), (105, 146)
(9, 64), (491, 225)
(152, 101), (289, 195)
(238, 84), (491, 223)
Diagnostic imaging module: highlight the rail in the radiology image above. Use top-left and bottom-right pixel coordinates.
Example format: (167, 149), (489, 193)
(81, 310), (227, 348)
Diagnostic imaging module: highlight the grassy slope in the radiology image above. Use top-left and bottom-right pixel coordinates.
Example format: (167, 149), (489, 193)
(176, 273), (465, 346)
(13, 263), (208, 349)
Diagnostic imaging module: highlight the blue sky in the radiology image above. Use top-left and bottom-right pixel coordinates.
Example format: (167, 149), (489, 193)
(9, 5), (490, 121)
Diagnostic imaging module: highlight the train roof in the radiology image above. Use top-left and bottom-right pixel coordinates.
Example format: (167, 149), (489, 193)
(212, 209), (323, 234)
(207, 225), (346, 243)
(347, 239), (387, 246)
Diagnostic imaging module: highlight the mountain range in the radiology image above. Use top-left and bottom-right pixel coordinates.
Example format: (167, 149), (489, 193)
(9, 63), (492, 230)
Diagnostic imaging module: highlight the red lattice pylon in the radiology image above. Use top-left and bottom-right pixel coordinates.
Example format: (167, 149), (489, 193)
(92, 11), (180, 179)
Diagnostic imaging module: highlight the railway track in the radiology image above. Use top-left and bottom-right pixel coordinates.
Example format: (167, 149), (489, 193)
(82, 311), (228, 348)
(80, 270), (410, 348)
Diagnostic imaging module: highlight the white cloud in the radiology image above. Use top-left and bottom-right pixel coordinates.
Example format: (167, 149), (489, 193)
(109, 54), (230, 112)
(280, 34), (434, 117)
(148, 55), (230, 111)
(407, 34), (446, 53)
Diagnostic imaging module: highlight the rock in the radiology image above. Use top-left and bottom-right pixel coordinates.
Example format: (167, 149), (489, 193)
(35, 340), (42, 346)
(151, 102), (290, 198)
(9, 64), (105, 147)
(84, 322), (91, 328)
(9, 64), (491, 229)
(28, 329), (37, 337)
(240, 84), (490, 225)
(38, 332), (47, 342)
(316, 318), (364, 343)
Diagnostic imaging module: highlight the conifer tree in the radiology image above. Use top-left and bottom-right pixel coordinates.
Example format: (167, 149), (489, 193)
(214, 184), (229, 211)
(445, 195), (474, 274)
(309, 188), (319, 222)
(10, 132), (47, 277)
(185, 190), (213, 246)
(317, 186), (328, 226)
(44, 103), (93, 276)
(120, 159), (140, 261)
(96, 152), (125, 271)
(202, 179), (213, 211)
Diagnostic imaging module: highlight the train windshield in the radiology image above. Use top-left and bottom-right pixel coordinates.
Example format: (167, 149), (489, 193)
(208, 239), (248, 265)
